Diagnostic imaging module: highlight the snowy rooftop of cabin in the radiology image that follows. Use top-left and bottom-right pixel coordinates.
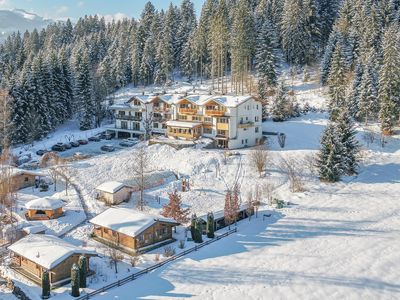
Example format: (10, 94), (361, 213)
(166, 120), (203, 128)
(198, 203), (251, 222)
(89, 208), (179, 237)
(8, 234), (95, 269)
(1, 166), (45, 177)
(96, 181), (126, 194)
(25, 197), (65, 210)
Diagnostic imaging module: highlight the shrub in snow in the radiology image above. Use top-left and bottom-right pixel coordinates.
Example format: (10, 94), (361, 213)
(71, 263), (80, 297)
(42, 270), (50, 299)
(178, 240), (185, 249)
(130, 253), (140, 267)
(163, 246), (176, 257)
(154, 253), (160, 262)
(78, 255), (87, 288)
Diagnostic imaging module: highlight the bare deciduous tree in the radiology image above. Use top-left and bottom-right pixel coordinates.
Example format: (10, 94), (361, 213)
(253, 184), (262, 217)
(250, 145), (268, 177)
(48, 167), (59, 192)
(54, 166), (75, 196)
(132, 146), (150, 211)
(279, 157), (305, 192)
(107, 246), (123, 274)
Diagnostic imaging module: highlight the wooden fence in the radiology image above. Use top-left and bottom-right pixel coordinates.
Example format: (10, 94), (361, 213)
(76, 228), (238, 300)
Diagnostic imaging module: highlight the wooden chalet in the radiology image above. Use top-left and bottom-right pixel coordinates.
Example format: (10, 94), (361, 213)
(25, 198), (65, 220)
(198, 204), (254, 233)
(8, 235), (96, 287)
(90, 208), (179, 253)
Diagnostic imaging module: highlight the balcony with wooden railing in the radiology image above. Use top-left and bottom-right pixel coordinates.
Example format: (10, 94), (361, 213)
(153, 106), (170, 113)
(179, 107), (198, 115)
(205, 109), (226, 117)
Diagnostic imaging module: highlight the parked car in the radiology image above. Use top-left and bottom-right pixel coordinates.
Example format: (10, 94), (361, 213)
(77, 139), (88, 145)
(104, 133), (114, 140)
(63, 143), (72, 150)
(119, 140), (136, 147)
(70, 141), (80, 147)
(88, 136), (101, 142)
(127, 137), (139, 143)
(51, 143), (65, 152)
(101, 144), (115, 152)
(36, 149), (48, 156)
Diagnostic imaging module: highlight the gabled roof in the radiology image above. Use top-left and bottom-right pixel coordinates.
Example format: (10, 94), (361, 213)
(178, 95), (211, 105)
(1, 166), (45, 177)
(205, 95), (253, 108)
(90, 208), (179, 238)
(8, 235), (96, 270)
(25, 197), (65, 210)
(96, 181), (126, 194)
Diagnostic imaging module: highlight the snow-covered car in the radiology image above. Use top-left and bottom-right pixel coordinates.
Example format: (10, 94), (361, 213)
(36, 149), (48, 156)
(101, 144), (115, 152)
(63, 143), (72, 150)
(127, 137), (139, 143)
(77, 139), (88, 145)
(51, 143), (65, 152)
(70, 141), (80, 147)
(17, 155), (31, 166)
(119, 140), (136, 147)
(88, 136), (101, 142)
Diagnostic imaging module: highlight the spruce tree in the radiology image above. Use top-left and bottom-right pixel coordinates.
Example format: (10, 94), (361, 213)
(78, 255), (87, 289)
(379, 25), (400, 135)
(327, 44), (347, 119)
(317, 122), (343, 182)
(42, 270), (50, 299)
(271, 82), (290, 122)
(206, 212), (215, 238)
(71, 263), (80, 297)
(336, 110), (359, 176)
(348, 63), (364, 119)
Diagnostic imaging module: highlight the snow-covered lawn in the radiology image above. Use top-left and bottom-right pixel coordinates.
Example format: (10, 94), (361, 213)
(88, 151), (400, 300)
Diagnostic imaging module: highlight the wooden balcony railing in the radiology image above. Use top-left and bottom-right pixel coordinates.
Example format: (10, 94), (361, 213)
(179, 108), (198, 115)
(205, 110), (225, 117)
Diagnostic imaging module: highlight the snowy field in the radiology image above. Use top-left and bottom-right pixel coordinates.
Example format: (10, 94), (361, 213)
(3, 71), (400, 300)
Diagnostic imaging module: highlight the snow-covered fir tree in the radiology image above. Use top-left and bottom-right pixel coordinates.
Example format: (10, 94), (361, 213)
(327, 45), (347, 118)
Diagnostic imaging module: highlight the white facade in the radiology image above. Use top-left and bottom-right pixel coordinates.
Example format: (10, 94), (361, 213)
(108, 94), (263, 149)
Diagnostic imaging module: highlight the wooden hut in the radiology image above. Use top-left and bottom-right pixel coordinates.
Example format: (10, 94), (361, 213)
(25, 198), (65, 220)
(3, 166), (45, 190)
(95, 181), (132, 205)
(8, 234), (96, 287)
(90, 208), (179, 253)
(198, 204), (254, 233)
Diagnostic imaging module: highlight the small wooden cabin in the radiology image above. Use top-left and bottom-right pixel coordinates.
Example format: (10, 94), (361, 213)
(198, 204), (254, 233)
(90, 208), (179, 253)
(95, 181), (133, 205)
(5, 167), (45, 190)
(8, 234), (96, 287)
(25, 198), (65, 221)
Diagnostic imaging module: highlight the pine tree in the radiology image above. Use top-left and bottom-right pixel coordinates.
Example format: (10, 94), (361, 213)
(206, 212), (215, 238)
(358, 50), (379, 124)
(42, 270), (50, 299)
(327, 45), (347, 119)
(231, 0), (255, 95)
(256, 19), (278, 99)
(348, 63), (364, 119)
(379, 25), (400, 135)
(281, 0), (310, 65)
(336, 110), (359, 175)
(74, 49), (94, 131)
(317, 122), (343, 182)
(161, 190), (190, 224)
(78, 255), (87, 288)
(271, 82), (290, 122)
(71, 263), (80, 297)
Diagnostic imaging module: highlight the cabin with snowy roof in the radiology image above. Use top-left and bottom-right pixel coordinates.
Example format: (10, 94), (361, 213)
(2, 166), (45, 190)
(95, 181), (133, 205)
(8, 234), (96, 287)
(90, 208), (179, 253)
(24, 197), (65, 220)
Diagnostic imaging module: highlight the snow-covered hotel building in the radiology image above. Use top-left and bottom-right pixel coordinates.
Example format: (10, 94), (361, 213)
(108, 94), (262, 149)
